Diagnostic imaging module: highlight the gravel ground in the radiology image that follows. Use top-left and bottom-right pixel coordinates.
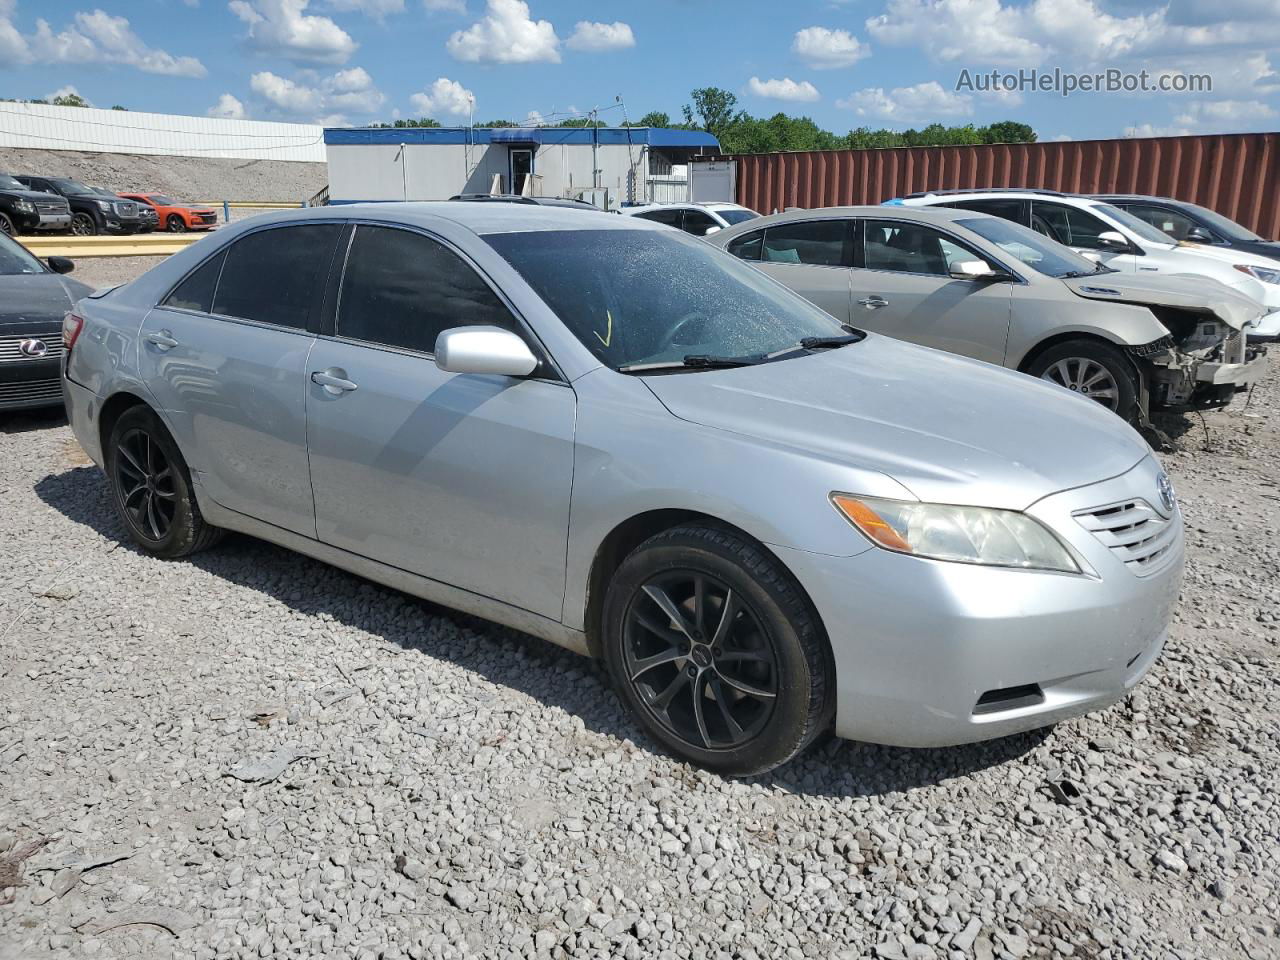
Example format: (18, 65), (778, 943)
(1, 285), (1278, 958)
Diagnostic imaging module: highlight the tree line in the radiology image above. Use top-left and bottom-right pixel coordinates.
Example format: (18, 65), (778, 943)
(373, 86), (1037, 153)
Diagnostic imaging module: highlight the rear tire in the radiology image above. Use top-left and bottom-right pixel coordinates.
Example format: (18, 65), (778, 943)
(1026, 338), (1140, 423)
(105, 406), (223, 558)
(602, 524), (834, 776)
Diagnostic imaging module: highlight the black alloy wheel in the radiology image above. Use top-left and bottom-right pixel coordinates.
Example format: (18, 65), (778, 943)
(113, 426), (178, 542)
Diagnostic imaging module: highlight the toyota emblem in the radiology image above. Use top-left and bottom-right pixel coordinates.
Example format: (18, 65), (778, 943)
(18, 338), (49, 359)
(1156, 472), (1176, 514)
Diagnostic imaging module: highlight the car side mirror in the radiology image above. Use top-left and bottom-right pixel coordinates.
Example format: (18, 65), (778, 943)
(434, 326), (538, 377)
(1184, 227), (1214, 243)
(1096, 231), (1129, 250)
(702, 225), (722, 236)
(949, 259), (1001, 281)
(47, 256), (75, 274)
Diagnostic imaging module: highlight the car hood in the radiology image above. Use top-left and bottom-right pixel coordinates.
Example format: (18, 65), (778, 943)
(1062, 272), (1264, 330)
(641, 335), (1149, 511)
(1, 188), (66, 203)
(0, 274), (93, 329)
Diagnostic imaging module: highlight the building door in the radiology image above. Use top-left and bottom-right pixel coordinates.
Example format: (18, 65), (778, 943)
(510, 149), (534, 195)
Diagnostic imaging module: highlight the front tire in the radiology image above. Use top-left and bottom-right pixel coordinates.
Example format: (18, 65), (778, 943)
(0, 212), (13, 236)
(602, 524), (834, 776)
(166, 214), (187, 233)
(1026, 339), (1140, 423)
(69, 213), (97, 236)
(105, 406), (222, 558)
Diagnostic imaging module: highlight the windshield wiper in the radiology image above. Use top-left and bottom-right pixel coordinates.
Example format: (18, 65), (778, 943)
(618, 354), (765, 373)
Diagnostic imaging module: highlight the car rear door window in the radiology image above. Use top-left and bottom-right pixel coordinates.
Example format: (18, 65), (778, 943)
(1030, 201), (1113, 249)
(681, 209), (719, 236)
(1123, 204), (1201, 242)
(336, 224), (518, 354)
(726, 229), (764, 261)
(636, 209), (683, 228)
(163, 249), (227, 313)
(762, 220), (850, 266)
(944, 198), (1027, 225)
(862, 220), (976, 276)
(212, 223), (341, 329)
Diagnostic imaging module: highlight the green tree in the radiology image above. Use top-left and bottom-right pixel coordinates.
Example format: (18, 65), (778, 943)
(51, 93), (90, 107)
(681, 87), (740, 141)
(982, 120), (1037, 144)
(372, 117), (442, 128)
(635, 111), (670, 128)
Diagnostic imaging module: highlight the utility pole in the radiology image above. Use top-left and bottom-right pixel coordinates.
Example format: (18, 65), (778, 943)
(591, 106), (599, 189)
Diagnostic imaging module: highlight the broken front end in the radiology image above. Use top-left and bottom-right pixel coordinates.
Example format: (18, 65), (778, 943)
(1132, 308), (1268, 410)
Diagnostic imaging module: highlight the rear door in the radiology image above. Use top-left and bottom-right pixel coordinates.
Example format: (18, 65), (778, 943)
(303, 223), (576, 620)
(746, 219), (853, 321)
(851, 217), (1013, 365)
(138, 221), (345, 537)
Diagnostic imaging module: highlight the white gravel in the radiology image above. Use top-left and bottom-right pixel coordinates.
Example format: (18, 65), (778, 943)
(1, 327), (1278, 957)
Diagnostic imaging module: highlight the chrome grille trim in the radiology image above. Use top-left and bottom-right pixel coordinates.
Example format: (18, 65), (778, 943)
(0, 378), (63, 404)
(0, 335), (64, 363)
(1074, 499), (1179, 576)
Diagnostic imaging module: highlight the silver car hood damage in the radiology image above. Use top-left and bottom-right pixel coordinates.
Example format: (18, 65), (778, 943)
(1063, 274), (1264, 331)
(642, 335), (1148, 512)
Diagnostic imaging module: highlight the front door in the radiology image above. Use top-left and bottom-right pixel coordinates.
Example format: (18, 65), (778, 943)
(304, 223), (576, 620)
(852, 217), (1013, 365)
(137, 222), (344, 537)
(510, 149), (534, 195)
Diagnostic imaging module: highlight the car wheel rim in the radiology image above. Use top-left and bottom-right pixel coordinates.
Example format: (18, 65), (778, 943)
(623, 570), (778, 752)
(114, 428), (177, 542)
(1042, 358), (1120, 411)
(71, 215), (93, 235)
(0, 218), (10, 235)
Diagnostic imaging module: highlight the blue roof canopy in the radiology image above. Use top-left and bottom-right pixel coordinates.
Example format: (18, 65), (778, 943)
(324, 126), (720, 150)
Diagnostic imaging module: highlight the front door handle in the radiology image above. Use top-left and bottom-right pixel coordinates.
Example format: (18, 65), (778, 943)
(857, 296), (889, 310)
(145, 330), (179, 349)
(311, 368), (358, 395)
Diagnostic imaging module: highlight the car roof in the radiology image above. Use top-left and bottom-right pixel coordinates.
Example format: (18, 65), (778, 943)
(1090, 194), (1172, 203)
(904, 187), (1071, 199)
(724, 205), (985, 226)
(253, 201), (665, 236)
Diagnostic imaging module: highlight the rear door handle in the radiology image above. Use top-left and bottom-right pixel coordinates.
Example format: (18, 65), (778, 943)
(145, 330), (179, 349)
(311, 368), (358, 395)
(857, 296), (889, 309)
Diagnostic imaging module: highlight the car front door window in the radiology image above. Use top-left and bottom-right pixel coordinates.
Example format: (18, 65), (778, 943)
(1030, 201), (1114, 250)
(1124, 204), (1201, 242)
(681, 210), (719, 236)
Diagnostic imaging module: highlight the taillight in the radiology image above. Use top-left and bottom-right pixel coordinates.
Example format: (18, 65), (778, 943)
(63, 312), (85, 354)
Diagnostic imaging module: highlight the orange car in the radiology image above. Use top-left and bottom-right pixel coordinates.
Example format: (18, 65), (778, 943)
(118, 193), (219, 232)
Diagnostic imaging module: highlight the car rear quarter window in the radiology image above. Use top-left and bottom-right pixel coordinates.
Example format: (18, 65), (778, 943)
(212, 223), (341, 329)
(762, 220), (850, 266)
(162, 249), (227, 313)
(681, 209), (720, 235)
(336, 224), (518, 354)
(726, 229), (764, 261)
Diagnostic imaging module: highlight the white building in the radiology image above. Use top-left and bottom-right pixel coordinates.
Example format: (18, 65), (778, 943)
(324, 126), (720, 209)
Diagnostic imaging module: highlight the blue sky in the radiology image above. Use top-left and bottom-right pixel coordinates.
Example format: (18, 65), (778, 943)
(2, 0), (1277, 141)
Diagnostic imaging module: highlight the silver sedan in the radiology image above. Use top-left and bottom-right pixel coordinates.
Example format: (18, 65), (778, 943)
(62, 203), (1183, 775)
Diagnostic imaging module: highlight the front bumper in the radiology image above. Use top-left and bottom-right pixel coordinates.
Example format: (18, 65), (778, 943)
(1196, 349), (1268, 385)
(775, 456), (1183, 747)
(0, 356), (64, 410)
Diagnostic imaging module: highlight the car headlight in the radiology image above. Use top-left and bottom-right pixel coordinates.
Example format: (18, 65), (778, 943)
(95, 199), (111, 211)
(14, 200), (33, 212)
(831, 494), (1080, 573)
(1235, 264), (1280, 285)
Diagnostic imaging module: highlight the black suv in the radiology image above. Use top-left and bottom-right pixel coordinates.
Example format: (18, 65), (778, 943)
(0, 173), (71, 236)
(14, 175), (146, 236)
(1093, 194), (1280, 264)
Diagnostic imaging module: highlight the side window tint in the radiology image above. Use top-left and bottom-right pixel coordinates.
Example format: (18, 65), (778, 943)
(337, 225), (518, 354)
(1031, 202), (1112, 250)
(863, 220), (961, 276)
(726, 230), (764, 261)
(212, 223), (341, 329)
(163, 249), (226, 313)
(761, 220), (848, 266)
(1126, 204), (1198, 242)
(681, 210), (718, 235)
(949, 198), (1026, 224)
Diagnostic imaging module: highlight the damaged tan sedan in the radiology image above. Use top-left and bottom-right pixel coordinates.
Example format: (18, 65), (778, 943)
(710, 206), (1267, 424)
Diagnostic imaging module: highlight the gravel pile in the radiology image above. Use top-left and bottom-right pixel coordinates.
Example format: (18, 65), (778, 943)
(1, 334), (1278, 957)
(0, 148), (327, 204)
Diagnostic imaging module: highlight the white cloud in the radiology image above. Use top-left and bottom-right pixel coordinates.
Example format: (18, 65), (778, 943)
(326, 0), (404, 16)
(837, 80), (973, 121)
(249, 66), (385, 120)
(447, 0), (559, 63)
(208, 93), (246, 119)
(1124, 122), (1192, 137)
(747, 76), (821, 103)
(424, 0), (465, 10)
(524, 109), (547, 125)
(409, 77), (474, 118)
(230, 0), (356, 64)
(565, 20), (634, 52)
(792, 26), (869, 69)
(10, 7), (207, 76)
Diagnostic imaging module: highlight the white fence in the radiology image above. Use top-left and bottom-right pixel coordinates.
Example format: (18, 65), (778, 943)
(0, 102), (324, 162)
(647, 178), (691, 204)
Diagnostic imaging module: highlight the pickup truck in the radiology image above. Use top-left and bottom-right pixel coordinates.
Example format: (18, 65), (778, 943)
(0, 173), (71, 236)
(13, 175), (146, 236)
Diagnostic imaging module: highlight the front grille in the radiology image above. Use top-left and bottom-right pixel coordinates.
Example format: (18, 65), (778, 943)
(1074, 499), (1178, 576)
(0, 335), (64, 364)
(114, 201), (138, 217)
(0, 377), (63, 405)
(36, 200), (69, 214)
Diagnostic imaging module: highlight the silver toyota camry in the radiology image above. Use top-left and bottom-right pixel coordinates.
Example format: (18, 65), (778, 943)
(62, 204), (1184, 776)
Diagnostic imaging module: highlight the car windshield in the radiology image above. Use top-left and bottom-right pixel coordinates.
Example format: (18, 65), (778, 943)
(0, 233), (47, 275)
(716, 209), (759, 225)
(149, 195), (177, 205)
(0, 174), (25, 191)
(1089, 202), (1177, 246)
(956, 217), (1105, 278)
(1181, 202), (1264, 242)
(51, 178), (96, 195)
(485, 228), (845, 370)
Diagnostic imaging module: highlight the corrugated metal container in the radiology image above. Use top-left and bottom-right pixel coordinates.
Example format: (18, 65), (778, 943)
(729, 133), (1280, 239)
(0, 101), (324, 162)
